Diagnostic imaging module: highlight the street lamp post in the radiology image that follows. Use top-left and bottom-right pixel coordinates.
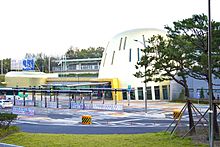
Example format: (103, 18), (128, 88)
(208, 0), (214, 146)
(134, 34), (148, 113)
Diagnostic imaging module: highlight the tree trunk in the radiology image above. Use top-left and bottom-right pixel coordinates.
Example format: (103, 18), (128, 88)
(210, 80), (220, 140)
(184, 86), (190, 98)
(182, 78), (195, 135)
(187, 100), (196, 135)
(183, 77), (189, 98)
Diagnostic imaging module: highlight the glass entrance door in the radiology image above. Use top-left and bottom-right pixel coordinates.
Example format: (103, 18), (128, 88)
(162, 85), (169, 100)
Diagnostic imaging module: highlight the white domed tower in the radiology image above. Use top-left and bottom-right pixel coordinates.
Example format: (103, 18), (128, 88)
(99, 28), (171, 101)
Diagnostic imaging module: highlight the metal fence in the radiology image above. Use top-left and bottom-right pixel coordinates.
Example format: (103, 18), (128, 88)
(0, 88), (132, 111)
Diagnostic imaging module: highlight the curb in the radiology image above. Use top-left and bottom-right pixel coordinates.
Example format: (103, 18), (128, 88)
(0, 143), (23, 147)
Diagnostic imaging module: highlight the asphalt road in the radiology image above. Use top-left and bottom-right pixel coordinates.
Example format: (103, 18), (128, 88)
(15, 123), (168, 134)
(13, 116), (191, 134)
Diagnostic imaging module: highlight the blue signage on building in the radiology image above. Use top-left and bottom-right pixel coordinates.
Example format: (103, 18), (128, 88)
(22, 59), (35, 70)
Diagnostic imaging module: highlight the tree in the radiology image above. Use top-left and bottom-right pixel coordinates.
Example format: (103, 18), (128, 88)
(134, 34), (196, 135)
(165, 14), (220, 83)
(200, 88), (205, 99)
(0, 58), (11, 74)
(164, 14), (220, 139)
(65, 46), (104, 59)
(135, 14), (220, 137)
(3, 58), (11, 74)
(135, 35), (193, 97)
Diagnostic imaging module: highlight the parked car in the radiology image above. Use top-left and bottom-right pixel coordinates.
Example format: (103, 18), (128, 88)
(0, 100), (13, 109)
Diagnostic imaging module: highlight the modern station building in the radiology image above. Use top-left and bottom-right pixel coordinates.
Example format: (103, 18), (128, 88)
(98, 28), (171, 101)
(3, 28), (220, 101)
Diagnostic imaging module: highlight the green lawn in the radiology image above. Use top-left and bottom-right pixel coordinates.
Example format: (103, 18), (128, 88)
(1, 132), (207, 147)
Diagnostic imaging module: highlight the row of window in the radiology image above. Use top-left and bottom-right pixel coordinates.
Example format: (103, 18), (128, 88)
(52, 64), (100, 72)
(123, 85), (169, 100)
(119, 37), (127, 50)
(129, 48), (141, 62)
(102, 37), (144, 66)
(108, 48), (142, 65)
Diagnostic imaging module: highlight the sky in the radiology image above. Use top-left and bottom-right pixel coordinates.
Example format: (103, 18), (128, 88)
(0, 0), (220, 59)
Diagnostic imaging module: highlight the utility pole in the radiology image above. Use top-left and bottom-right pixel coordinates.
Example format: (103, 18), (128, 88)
(1, 59), (3, 75)
(142, 35), (148, 113)
(48, 56), (51, 73)
(208, 0), (214, 146)
(134, 35), (148, 113)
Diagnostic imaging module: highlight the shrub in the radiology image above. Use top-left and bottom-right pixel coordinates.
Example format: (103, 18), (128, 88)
(170, 98), (209, 104)
(0, 113), (17, 129)
(200, 88), (205, 99)
(178, 89), (186, 100)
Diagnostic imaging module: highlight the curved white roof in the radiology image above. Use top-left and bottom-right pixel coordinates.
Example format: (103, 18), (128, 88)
(112, 28), (165, 38)
(5, 71), (47, 78)
(98, 28), (166, 88)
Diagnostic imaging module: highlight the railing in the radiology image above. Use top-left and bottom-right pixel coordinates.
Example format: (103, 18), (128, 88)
(52, 65), (99, 72)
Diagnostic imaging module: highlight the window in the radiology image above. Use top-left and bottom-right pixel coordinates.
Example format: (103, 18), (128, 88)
(103, 53), (107, 67)
(129, 48), (132, 62)
(154, 86), (160, 100)
(123, 37), (127, 50)
(122, 91), (127, 100)
(122, 91), (135, 100)
(146, 87), (152, 100)
(130, 91), (135, 100)
(119, 38), (123, 50)
(138, 87), (144, 100)
(111, 51), (115, 65)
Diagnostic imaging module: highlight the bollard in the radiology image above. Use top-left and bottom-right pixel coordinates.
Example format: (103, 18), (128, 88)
(13, 91), (16, 105)
(45, 96), (47, 108)
(173, 109), (182, 119)
(23, 91), (26, 106)
(69, 98), (71, 109)
(82, 115), (92, 125)
(33, 91), (36, 107)
(56, 97), (59, 108)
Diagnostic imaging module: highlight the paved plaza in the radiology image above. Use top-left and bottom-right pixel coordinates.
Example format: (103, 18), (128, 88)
(13, 100), (209, 127)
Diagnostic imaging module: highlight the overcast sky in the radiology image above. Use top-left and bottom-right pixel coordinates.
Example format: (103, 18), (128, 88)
(0, 0), (220, 59)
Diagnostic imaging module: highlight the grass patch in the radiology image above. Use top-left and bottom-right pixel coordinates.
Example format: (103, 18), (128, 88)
(0, 126), (20, 139)
(1, 132), (207, 147)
